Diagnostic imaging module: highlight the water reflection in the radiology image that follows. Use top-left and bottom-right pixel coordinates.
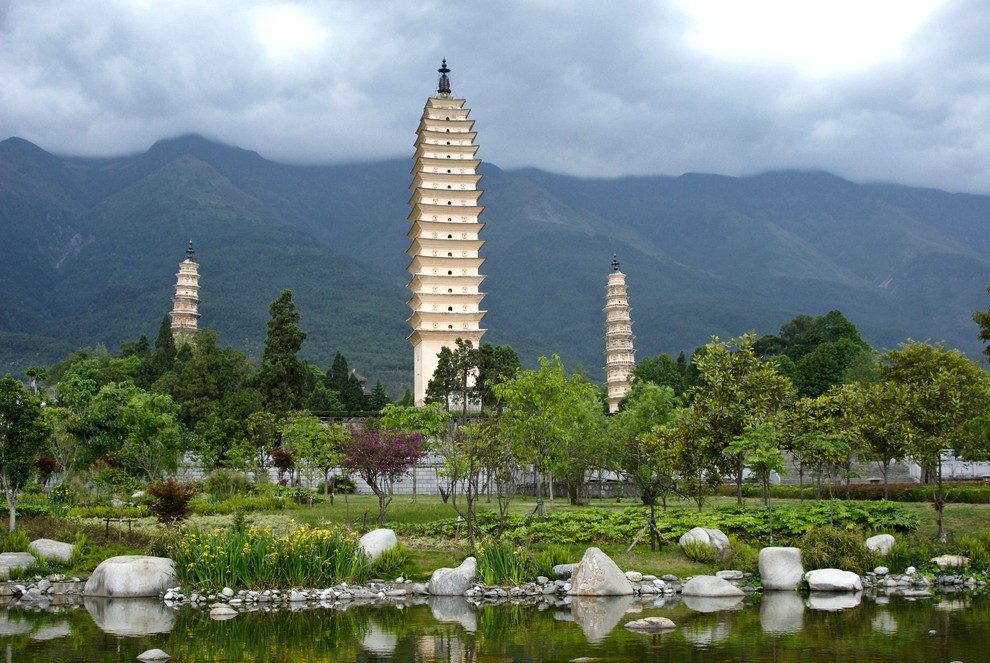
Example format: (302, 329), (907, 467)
(84, 597), (175, 635)
(682, 594), (745, 613)
(1, 591), (990, 662)
(760, 591), (805, 634)
(569, 595), (634, 642)
(806, 591), (862, 611)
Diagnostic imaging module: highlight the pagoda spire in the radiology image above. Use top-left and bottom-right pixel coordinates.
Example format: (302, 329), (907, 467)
(406, 62), (487, 406)
(603, 255), (635, 413)
(170, 241), (201, 344)
(437, 58), (451, 96)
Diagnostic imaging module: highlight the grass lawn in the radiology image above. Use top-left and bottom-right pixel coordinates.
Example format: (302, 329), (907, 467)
(17, 489), (990, 584)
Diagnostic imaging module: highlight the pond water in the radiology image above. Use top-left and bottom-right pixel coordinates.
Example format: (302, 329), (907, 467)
(3, 590), (988, 662)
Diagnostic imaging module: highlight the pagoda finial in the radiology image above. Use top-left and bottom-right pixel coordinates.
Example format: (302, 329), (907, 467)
(186, 240), (195, 261)
(612, 254), (620, 272)
(437, 58), (451, 95)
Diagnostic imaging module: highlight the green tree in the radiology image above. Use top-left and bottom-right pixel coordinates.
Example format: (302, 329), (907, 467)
(839, 381), (911, 498)
(975, 284), (990, 358)
(688, 333), (795, 503)
(727, 423), (786, 540)
(254, 290), (308, 415)
(475, 343), (521, 412)
(282, 412), (347, 495)
(632, 354), (687, 398)
(879, 341), (990, 542)
(0, 376), (49, 531)
(493, 355), (601, 514)
(426, 346), (457, 411)
(366, 382), (390, 411)
(608, 382), (679, 548)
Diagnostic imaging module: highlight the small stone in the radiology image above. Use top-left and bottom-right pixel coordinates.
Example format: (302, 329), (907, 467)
(136, 650), (171, 661)
(874, 566), (889, 576)
(624, 616), (676, 632)
(221, 587), (234, 598)
(625, 571), (643, 582)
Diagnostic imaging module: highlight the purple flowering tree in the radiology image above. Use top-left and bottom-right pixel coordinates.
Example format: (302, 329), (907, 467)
(342, 423), (426, 522)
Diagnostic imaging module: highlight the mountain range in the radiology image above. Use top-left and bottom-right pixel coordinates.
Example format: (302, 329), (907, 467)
(2, 134), (988, 396)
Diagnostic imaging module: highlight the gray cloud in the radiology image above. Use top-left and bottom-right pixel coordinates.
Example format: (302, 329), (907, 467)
(2, 0), (989, 193)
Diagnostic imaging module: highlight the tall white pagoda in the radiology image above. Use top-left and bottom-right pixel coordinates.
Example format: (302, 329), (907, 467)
(604, 255), (636, 413)
(170, 240), (201, 343)
(406, 60), (487, 406)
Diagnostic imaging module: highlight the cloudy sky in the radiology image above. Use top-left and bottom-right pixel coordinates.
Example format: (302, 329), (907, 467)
(3, 0), (990, 193)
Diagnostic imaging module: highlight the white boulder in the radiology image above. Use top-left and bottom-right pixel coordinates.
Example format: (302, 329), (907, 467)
(0, 552), (36, 577)
(759, 547), (804, 591)
(805, 568), (863, 592)
(83, 556), (176, 598)
(358, 528), (397, 562)
(681, 575), (745, 598)
(29, 539), (74, 564)
(426, 556), (477, 596)
(567, 547), (634, 596)
(679, 527), (731, 558)
(865, 534), (896, 555)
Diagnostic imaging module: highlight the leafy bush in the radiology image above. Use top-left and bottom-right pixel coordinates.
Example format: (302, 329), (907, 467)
(147, 479), (196, 524)
(682, 539), (719, 563)
(67, 505), (148, 519)
(531, 543), (572, 579)
(2, 529), (30, 553)
(202, 469), (254, 501)
(370, 543), (410, 579)
(476, 539), (528, 586)
(318, 476), (356, 495)
(189, 494), (289, 516)
(720, 537), (758, 573)
(800, 525), (876, 573)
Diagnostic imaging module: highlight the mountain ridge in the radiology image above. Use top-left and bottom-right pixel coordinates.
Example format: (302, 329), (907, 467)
(1, 135), (987, 395)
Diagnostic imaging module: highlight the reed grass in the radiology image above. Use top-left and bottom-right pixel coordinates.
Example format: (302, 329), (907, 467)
(158, 521), (371, 589)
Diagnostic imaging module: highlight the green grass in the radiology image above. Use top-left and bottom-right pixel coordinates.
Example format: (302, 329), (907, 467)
(16, 489), (990, 586)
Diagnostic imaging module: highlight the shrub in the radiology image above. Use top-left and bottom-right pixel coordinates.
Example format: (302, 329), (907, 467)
(2, 529), (30, 553)
(189, 494), (289, 516)
(318, 476), (356, 495)
(800, 525), (876, 574)
(721, 537), (758, 573)
(67, 505), (148, 519)
(370, 543), (410, 579)
(147, 479), (196, 524)
(477, 539), (528, 586)
(531, 543), (572, 579)
(202, 469), (254, 501)
(682, 539), (719, 563)
(160, 523), (370, 589)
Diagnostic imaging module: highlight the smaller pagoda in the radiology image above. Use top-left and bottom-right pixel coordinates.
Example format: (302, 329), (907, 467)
(170, 240), (201, 343)
(603, 255), (636, 413)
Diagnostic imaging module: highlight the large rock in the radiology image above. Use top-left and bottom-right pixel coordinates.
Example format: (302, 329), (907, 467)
(29, 539), (74, 564)
(567, 547), (634, 596)
(358, 528), (397, 562)
(805, 568), (863, 592)
(759, 547), (804, 591)
(681, 575), (745, 598)
(930, 554), (969, 569)
(865, 534), (896, 555)
(426, 556), (477, 596)
(679, 527), (730, 558)
(83, 556), (176, 598)
(0, 552), (36, 577)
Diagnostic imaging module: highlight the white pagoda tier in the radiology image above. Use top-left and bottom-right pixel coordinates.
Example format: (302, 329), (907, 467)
(406, 60), (487, 406)
(170, 240), (201, 342)
(604, 255), (635, 413)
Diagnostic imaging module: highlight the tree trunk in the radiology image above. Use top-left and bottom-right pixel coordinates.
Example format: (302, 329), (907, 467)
(4, 489), (16, 533)
(735, 457), (744, 505)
